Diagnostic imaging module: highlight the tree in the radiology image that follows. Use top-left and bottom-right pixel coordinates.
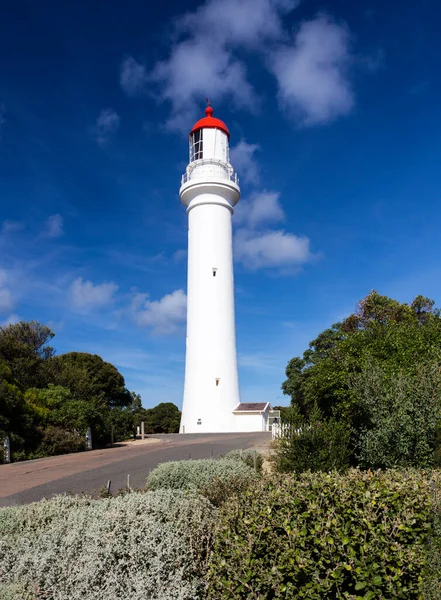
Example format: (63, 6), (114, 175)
(272, 405), (291, 421)
(282, 291), (441, 422)
(51, 352), (132, 408)
(0, 322), (143, 460)
(141, 403), (181, 434)
(280, 291), (441, 469)
(0, 321), (55, 389)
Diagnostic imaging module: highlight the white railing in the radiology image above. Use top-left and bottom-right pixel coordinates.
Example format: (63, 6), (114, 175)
(181, 159), (239, 186)
(272, 423), (304, 440)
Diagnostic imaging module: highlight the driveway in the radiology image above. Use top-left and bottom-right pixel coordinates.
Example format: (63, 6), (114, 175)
(0, 432), (271, 507)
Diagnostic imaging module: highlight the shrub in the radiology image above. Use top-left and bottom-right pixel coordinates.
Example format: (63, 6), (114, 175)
(224, 449), (263, 473)
(272, 404), (351, 473)
(0, 582), (34, 600)
(0, 490), (218, 600)
(352, 361), (441, 469)
(146, 457), (257, 492)
(199, 474), (255, 508)
(208, 469), (437, 599)
(33, 425), (86, 457)
(422, 474), (441, 599)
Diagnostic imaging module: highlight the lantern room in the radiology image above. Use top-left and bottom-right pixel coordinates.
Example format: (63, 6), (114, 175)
(189, 106), (230, 163)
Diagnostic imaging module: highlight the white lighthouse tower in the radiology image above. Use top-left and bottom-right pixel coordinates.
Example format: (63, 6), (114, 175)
(179, 104), (241, 433)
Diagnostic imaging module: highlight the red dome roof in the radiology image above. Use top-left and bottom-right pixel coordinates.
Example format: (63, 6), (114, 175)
(190, 106), (230, 139)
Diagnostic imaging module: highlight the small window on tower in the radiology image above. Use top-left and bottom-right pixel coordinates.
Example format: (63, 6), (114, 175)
(190, 130), (203, 161)
(212, 268), (217, 277)
(215, 378), (220, 386)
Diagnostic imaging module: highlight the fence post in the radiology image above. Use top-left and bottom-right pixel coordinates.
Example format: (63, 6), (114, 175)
(3, 436), (11, 464)
(141, 421), (145, 440)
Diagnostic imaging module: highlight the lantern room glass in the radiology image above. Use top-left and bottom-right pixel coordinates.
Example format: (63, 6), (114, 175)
(190, 130), (203, 161)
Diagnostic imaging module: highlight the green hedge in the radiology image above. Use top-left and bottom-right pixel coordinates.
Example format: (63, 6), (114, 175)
(146, 457), (257, 492)
(208, 469), (437, 599)
(0, 490), (218, 600)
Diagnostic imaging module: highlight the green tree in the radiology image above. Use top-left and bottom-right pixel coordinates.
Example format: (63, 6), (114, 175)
(0, 322), (144, 459)
(51, 352), (132, 408)
(280, 291), (441, 469)
(282, 291), (441, 423)
(0, 321), (55, 389)
(141, 402), (181, 434)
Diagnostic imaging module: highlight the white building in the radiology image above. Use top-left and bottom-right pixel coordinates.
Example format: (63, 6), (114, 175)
(179, 105), (269, 434)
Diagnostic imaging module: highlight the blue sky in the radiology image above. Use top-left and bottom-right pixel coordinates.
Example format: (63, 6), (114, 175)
(0, 0), (440, 408)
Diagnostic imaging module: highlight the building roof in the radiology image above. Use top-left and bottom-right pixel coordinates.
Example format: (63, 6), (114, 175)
(190, 105), (230, 139)
(232, 402), (271, 413)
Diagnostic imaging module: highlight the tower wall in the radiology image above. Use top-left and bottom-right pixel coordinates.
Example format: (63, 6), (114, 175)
(180, 186), (240, 433)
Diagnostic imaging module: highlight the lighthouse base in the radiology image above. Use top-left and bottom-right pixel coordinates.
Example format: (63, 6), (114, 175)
(180, 402), (273, 434)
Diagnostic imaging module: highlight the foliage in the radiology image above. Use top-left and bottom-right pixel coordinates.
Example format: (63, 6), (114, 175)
(282, 292), (441, 421)
(273, 404), (351, 473)
(0, 490), (218, 600)
(281, 291), (441, 469)
(33, 425), (86, 457)
(51, 351), (132, 408)
(352, 361), (441, 469)
(0, 321), (140, 461)
(146, 457), (257, 492)
(224, 449), (263, 473)
(273, 404), (291, 421)
(140, 402), (181, 433)
(0, 582), (34, 600)
(421, 474), (441, 599)
(199, 474), (257, 508)
(0, 321), (54, 389)
(208, 469), (437, 599)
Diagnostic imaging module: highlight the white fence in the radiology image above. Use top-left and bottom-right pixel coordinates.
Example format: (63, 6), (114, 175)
(272, 423), (307, 440)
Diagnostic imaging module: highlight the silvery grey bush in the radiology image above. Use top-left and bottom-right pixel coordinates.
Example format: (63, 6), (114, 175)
(223, 449), (263, 472)
(0, 490), (217, 600)
(145, 457), (256, 491)
(0, 582), (34, 600)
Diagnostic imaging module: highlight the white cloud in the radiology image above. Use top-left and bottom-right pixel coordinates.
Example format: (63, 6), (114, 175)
(0, 288), (14, 314)
(230, 140), (260, 184)
(0, 269), (14, 314)
(69, 277), (118, 311)
(1, 220), (24, 234)
(172, 249), (187, 262)
(120, 57), (148, 96)
(0, 313), (19, 327)
(151, 39), (256, 132)
(131, 289), (187, 334)
(142, 0), (299, 131)
(44, 214), (64, 238)
(234, 228), (311, 269)
(124, 2), (358, 131)
(270, 15), (354, 125)
(235, 191), (285, 227)
(95, 108), (120, 145)
(180, 0), (299, 48)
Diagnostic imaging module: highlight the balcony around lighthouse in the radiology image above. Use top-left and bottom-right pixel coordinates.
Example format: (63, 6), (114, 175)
(181, 157), (239, 186)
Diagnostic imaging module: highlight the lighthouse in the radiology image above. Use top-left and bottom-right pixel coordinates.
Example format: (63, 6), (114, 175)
(179, 104), (241, 433)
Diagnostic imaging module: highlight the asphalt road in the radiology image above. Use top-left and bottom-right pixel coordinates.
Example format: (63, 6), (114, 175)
(0, 432), (271, 507)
